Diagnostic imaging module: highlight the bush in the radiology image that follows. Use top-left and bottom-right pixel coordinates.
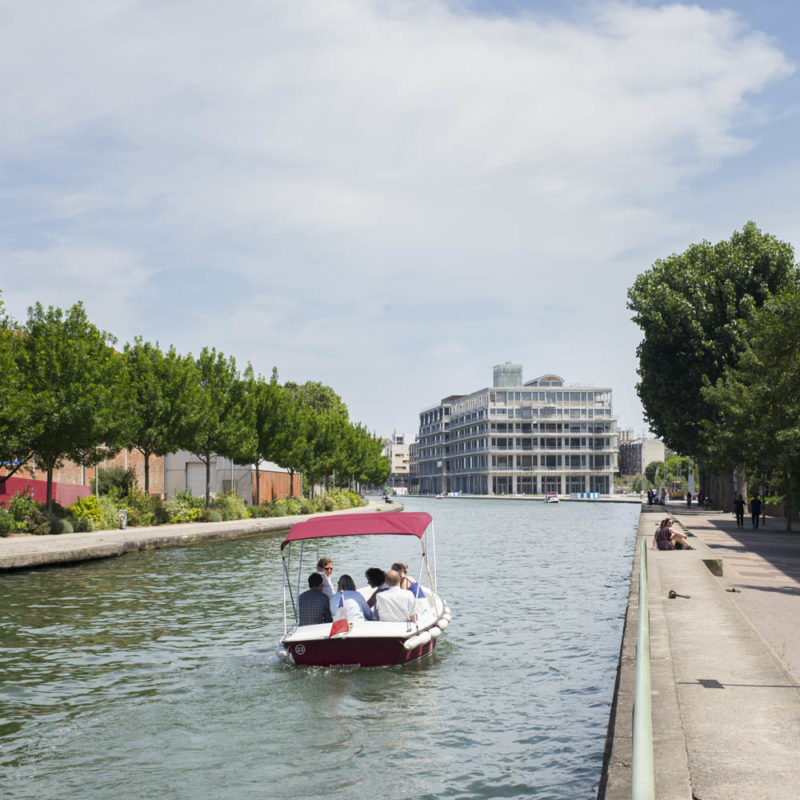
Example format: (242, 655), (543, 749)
(8, 490), (50, 535)
(98, 495), (121, 530)
(96, 465), (138, 498)
(204, 509), (223, 523)
(175, 490), (205, 509)
(247, 504), (273, 518)
(123, 489), (163, 527)
(69, 495), (104, 532)
(0, 507), (15, 536)
(49, 515), (74, 535)
(210, 490), (248, 521)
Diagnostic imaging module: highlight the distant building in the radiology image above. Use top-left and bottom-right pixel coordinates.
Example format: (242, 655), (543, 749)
(382, 431), (417, 490)
(164, 451), (300, 502)
(411, 364), (618, 495)
(618, 437), (666, 477)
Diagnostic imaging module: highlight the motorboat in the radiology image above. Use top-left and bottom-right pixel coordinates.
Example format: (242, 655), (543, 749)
(544, 492), (560, 503)
(277, 511), (451, 667)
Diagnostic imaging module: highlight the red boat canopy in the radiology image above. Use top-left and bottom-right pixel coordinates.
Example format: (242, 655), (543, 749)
(280, 511), (432, 550)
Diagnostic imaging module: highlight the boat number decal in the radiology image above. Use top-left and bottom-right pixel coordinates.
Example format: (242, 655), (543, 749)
(294, 644), (306, 655)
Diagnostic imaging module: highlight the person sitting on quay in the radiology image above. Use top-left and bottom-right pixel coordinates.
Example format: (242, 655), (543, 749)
(298, 573), (334, 626)
(364, 567), (387, 608)
(375, 569), (417, 622)
(316, 557), (335, 598)
(652, 517), (694, 551)
(331, 574), (374, 623)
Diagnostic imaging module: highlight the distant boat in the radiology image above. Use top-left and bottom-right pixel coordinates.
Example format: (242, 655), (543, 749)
(545, 492), (560, 504)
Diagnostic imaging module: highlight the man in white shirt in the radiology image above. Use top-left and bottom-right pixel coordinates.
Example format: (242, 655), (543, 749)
(375, 569), (417, 622)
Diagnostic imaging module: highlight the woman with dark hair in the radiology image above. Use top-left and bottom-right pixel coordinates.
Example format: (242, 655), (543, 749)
(365, 567), (387, 608)
(330, 574), (374, 622)
(652, 518), (693, 550)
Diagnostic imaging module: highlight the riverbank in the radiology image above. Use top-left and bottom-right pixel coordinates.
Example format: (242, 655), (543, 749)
(0, 500), (402, 571)
(599, 504), (800, 799)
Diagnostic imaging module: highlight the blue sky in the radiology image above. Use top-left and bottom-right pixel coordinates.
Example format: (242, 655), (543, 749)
(2, 1), (798, 438)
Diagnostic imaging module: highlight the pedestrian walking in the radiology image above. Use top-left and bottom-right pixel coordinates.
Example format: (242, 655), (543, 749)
(734, 494), (745, 528)
(749, 494), (763, 529)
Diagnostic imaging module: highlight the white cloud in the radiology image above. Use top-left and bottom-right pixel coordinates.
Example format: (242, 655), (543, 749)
(0, 1), (795, 432)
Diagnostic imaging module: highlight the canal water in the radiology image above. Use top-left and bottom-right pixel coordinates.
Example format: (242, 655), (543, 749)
(0, 497), (640, 800)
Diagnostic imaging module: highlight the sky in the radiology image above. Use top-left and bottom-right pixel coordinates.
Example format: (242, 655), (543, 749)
(2, 0), (799, 438)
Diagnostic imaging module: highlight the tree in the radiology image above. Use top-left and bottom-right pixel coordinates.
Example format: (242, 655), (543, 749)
(239, 367), (290, 505)
(270, 396), (310, 498)
(644, 460), (663, 486)
(17, 302), (125, 509)
(0, 295), (32, 484)
(122, 338), (201, 493)
(703, 287), (800, 529)
(628, 222), (796, 464)
(178, 348), (255, 507)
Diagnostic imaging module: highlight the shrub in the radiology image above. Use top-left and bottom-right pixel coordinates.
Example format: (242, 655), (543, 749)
(0, 507), (15, 536)
(98, 495), (121, 530)
(204, 509), (223, 523)
(210, 490), (248, 521)
(49, 516), (74, 535)
(164, 496), (205, 524)
(123, 489), (163, 528)
(300, 497), (315, 514)
(8, 490), (50, 535)
(247, 504), (272, 518)
(96, 465), (138, 498)
(69, 495), (104, 532)
(175, 490), (205, 509)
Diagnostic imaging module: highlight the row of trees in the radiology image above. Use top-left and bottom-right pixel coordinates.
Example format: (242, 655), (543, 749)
(627, 221), (800, 526)
(0, 298), (390, 510)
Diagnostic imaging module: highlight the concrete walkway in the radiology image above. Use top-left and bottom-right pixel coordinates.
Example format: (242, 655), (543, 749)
(600, 504), (800, 799)
(0, 501), (401, 571)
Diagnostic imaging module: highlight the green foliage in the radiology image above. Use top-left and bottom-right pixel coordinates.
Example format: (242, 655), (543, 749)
(69, 494), (105, 531)
(247, 503), (273, 518)
(176, 348), (256, 507)
(96, 465), (138, 498)
(7, 489), (49, 534)
(98, 495), (121, 530)
(210, 490), (248, 520)
(122, 488), (165, 527)
(0, 507), (15, 536)
(703, 285), (800, 526)
(204, 509), (223, 523)
(17, 301), (127, 509)
(628, 222), (797, 459)
(632, 475), (643, 492)
(164, 491), (206, 523)
(49, 515), (74, 535)
(122, 339), (202, 493)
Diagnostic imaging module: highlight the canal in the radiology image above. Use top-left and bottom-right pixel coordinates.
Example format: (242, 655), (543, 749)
(0, 497), (640, 800)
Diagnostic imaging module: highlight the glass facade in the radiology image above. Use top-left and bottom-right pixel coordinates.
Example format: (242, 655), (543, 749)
(411, 369), (617, 496)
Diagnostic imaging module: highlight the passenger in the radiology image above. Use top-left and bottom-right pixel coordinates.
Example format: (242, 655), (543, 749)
(364, 567), (387, 608)
(298, 573), (334, 626)
(391, 561), (412, 590)
(375, 569), (417, 622)
(652, 518), (694, 551)
(316, 557), (335, 598)
(391, 561), (425, 598)
(331, 575), (374, 622)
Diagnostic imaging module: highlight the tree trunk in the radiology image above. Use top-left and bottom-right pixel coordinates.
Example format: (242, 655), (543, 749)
(46, 465), (54, 511)
(143, 452), (150, 494)
(254, 462), (261, 505)
(289, 469), (294, 497)
(785, 471), (793, 532)
(205, 457), (211, 508)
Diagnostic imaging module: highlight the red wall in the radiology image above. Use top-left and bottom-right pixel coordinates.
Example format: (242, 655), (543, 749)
(0, 476), (91, 508)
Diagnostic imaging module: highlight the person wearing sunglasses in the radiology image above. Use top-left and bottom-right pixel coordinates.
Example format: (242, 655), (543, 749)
(316, 557), (335, 597)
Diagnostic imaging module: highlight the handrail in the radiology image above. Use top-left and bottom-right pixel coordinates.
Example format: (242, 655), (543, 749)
(631, 537), (655, 798)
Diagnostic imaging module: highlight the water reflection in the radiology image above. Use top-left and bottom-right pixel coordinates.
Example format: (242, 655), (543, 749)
(0, 497), (638, 800)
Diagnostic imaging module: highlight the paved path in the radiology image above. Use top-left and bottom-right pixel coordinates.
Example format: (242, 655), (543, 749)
(0, 501), (400, 571)
(601, 504), (800, 800)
